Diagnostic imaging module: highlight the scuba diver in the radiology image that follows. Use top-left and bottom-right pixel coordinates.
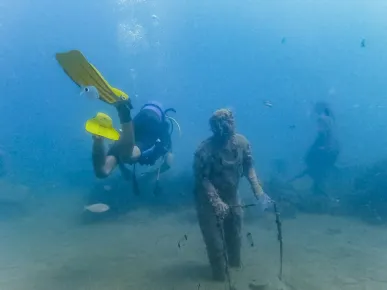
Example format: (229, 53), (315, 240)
(54, 50), (180, 185)
(193, 108), (271, 281)
(92, 100), (176, 180)
(291, 101), (339, 194)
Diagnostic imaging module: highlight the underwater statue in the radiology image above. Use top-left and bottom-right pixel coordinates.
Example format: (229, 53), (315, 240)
(292, 102), (339, 195)
(193, 108), (271, 281)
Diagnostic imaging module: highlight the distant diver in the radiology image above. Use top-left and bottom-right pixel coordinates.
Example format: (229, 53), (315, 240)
(290, 102), (339, 195)
(55, 50), (180, 192)
(193, 108), (272, 281)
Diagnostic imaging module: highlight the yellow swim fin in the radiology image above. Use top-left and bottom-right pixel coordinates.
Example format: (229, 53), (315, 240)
(85, 113), (121, 141)
(56, 50), (129, 104)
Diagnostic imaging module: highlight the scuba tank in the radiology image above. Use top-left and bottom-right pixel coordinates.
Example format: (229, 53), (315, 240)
(140, 103), (181, 137)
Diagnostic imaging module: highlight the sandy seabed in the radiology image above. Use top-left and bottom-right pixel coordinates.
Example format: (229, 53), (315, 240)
(0, 192), (386, 290)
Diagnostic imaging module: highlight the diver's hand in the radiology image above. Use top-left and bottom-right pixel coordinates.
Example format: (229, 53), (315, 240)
(92, 135), (103, 142)
(139, 140), (168, 165)
(257, 192), (273, 211)
(114, 99), (133, 124)
(153, 139), (168, 156)
(114, 99), (133, 109)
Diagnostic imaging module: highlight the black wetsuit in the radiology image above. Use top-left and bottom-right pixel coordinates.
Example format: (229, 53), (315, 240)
(107, 107), (172, 166)
(133, 108), (171, 165)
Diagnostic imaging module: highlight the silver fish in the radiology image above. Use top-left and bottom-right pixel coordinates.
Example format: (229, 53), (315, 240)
(263, 100), (273, 108)
(80, 85), (99, 100)
(84, 203), (110, 213)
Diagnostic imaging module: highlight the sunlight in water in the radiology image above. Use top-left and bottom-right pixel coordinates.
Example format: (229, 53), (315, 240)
(117, 19), (147, 52)
(116, 0), (146, 9)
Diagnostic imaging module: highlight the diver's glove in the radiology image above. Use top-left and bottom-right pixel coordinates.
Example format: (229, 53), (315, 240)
(140, 139), (168, 165)
(114, 99), (133, 124)
(257, 192), (273, 211)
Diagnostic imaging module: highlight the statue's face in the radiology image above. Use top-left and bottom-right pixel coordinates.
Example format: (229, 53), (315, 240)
(210, 109), (235, 140)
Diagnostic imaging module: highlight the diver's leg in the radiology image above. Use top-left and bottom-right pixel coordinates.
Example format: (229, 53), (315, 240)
(160, 152), (173, 174)
(197, 205), (226, 281)
(311, 171), (327, 196)
(224, 206), (242, 268)
(92, 137), (118, 178)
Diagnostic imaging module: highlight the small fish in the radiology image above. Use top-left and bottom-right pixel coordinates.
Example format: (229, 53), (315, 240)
(361, 39), (366, 48)
(263, 100), (273, 108)
(103, 185), (112, 191)
(281, 37), (286, 44)
(288, 125), (296, 129)
(80, 85), (99, 100)
(84, 203), (110, 213)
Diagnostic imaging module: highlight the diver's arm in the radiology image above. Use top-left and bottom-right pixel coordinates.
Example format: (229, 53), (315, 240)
(92, 137), (118, 178)
(159, 152), (173, 174)
(115, 100), (135, 161)
(159, 131), (173, 173)
(119, 122), (135, 154)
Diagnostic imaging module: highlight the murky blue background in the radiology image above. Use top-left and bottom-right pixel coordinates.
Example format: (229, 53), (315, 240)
(1, 0), (386, 184)
(1, 1), (387, 289)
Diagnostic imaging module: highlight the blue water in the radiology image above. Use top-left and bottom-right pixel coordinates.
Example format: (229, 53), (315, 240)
(1, 0), (387, 289)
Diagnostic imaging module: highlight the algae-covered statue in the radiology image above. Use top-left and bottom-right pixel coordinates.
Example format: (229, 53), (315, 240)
(305, 102), (339, 194)
(193, 108), (271, 281)
(290, 102), (339, 195)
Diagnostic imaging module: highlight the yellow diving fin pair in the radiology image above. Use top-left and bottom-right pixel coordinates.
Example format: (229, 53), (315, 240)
(55, 50), (129, 104)
(56, 50), (129, 140)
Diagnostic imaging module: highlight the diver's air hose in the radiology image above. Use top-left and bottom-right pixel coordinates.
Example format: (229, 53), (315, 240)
(166, 116), (182, 137)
